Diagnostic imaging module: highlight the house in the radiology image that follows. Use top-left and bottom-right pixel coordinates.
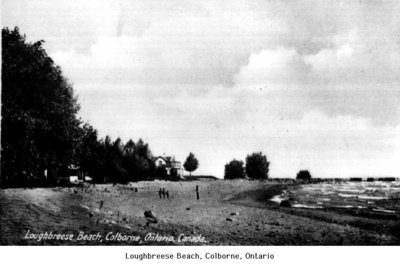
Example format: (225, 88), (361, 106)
(152, 155), (183, 178)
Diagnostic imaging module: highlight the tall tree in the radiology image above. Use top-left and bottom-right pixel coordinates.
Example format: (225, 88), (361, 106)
(76, 123), (106, 182)
(133, 138), (154, 180)
(183, 152), (199, 176)
(245, 152), (270, 179)
(1, 27), (81, 187)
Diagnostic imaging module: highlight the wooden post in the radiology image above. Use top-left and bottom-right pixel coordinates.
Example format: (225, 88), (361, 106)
(196, 185), (199, 200)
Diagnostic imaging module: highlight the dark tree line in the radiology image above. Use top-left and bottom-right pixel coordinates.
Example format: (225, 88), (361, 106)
(77, 125), (155, 183)
(1, 27), (156, 187)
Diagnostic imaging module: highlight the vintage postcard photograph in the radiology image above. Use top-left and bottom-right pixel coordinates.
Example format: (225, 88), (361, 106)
(1, 0), (400, 249)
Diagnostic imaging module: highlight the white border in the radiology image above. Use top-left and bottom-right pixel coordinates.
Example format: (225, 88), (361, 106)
(0, 246), (398, 271)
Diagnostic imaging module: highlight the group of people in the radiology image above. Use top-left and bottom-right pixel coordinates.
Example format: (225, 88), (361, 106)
(158, 188), (169, 199)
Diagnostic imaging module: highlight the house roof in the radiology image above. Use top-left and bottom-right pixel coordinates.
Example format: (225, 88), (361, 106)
(152, 156), (171, 162)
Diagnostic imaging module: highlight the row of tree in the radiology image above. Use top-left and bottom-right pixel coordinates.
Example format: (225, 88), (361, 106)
(224, 152), (312, 180)
(0, 27), (187, 187)
(77, 125), (156, 183)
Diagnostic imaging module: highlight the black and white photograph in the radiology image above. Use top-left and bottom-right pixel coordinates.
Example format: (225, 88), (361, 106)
(1, 0), (400, 255)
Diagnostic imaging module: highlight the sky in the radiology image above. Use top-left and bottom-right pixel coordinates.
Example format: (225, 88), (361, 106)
(2, 0), (400, 178)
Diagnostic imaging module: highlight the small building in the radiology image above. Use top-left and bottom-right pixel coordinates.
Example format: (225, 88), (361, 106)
(68, 164), (92, 184)
(152, 156), (183, 178)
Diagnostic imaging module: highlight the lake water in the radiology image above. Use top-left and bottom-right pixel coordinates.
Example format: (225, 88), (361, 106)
(270, 181), (400, 215)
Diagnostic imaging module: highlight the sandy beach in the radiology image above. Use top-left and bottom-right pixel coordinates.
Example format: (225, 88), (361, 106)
(1, 180), (399, 245)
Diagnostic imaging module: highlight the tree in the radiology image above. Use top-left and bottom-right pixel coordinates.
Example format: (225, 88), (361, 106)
(296, 170), (312, 180)
(224, 159), (245, 179)
(76, 123), (110, 183)
(102, 137), (129, 183)
(245, 152), (270, 179)
(1, 27), (81, 187)
(183, 152), (199, 176)
(132, 138), (154, 180)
